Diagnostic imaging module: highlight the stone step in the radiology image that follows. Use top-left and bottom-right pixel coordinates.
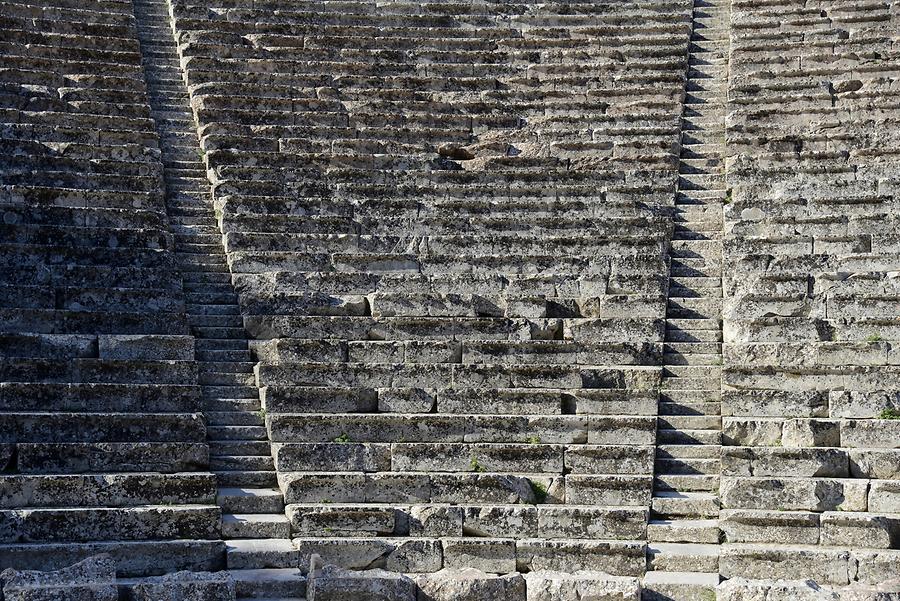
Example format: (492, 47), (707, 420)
(206, 410), (265, 426)
(202, 385), (259, 399)
(210, 455), (274, 471)
(655, 474), (720, 493)
(208, 425), (269, 441)
(197, 349), (253, 363)
(223, 514), (291, 539)
(664, 328), (722, 343)
(200, 371), (256, 387)
(205, 398), (263, 412)
(662, 352), (722, 366)
(647, 542), (720, 573)
(216, 470), (279, 488)
(231, 568), (306, 600)
(193, 327), (250, 340)
(660, 377), (720, 391)
(652, 492), (720, 518)
(641, 571), (719, 601)
(658, 415), (721, 430)
(210, 440), (272, 457)
(218, 488), (285, 515)
(657, 429), (722, 445)
(647, 519), (720, 544)
(658, 401), (721, 416)
(226, 539), (299, 570)
(187, 304), (242, 316)
(198, 362), (256, 375)
(654, 457), (721, 476)
(667, 298), (721, 320)
(656, 445), (720, 460)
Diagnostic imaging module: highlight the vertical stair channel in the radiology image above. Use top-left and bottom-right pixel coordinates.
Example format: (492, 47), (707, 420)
(646, 0), (729, 595)
(132, 0), (292, 565)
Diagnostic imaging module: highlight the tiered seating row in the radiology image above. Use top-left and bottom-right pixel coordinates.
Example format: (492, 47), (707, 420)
(169, 0), (693, 571)
(0, 0), (220, 576)
(721, 0), (900, 585)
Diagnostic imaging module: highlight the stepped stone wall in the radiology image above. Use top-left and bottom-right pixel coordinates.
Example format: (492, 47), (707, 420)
(721, 0), (900, 585)
(168, 0), (693, 574)
(0, 0), (222, 575)
(0, 0), (898, 595)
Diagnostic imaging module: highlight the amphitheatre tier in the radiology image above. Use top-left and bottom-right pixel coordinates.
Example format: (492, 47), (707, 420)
(0, 0), (897, 599)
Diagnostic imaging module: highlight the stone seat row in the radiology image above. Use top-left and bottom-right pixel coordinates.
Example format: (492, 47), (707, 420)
(270, 441), (655, 473)
(233, 536), (647, 575)
(0, 505), (221, 543)
(256, 384), (656, 415)
(3, 441), (207, 473)
(215, 197), (668, 220)
(238, 294), (664, 322)
(243, 314), (663, 343)
(721, 446), (899, 479)
(264, 411), (656, 442)
(217, 216), (670, 238)
(0, 122), (160, 149)
(0, 473), (218, 507)
(253, 339), (660, 365)
(282, 502), (648, 539)
(0, 539), (224, 577)
(276, 471), (651, 507)
(227, 254), (665, 279)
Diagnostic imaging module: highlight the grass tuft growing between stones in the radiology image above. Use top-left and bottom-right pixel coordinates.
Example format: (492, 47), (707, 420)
(333, 433), (352, 443)
(878, 408), (900, 420)
(529, 480), (548, 504)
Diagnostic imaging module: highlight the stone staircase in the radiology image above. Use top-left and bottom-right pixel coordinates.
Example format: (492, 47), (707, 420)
(132, 1), (300, 596)
(645, 0), (729, 597)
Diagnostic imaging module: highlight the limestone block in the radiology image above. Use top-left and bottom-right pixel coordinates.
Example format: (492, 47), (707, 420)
(722, 390), (828, 418)
(97, 335), (193, 361)
(721, 447), (848, 478)
(841, 420), (900, 448)
(720, 544), (850, 585)
(850, 550), (900, 585)
(129, 571), (235, 601)
(720, 509), (820, 545)
(723, 418), (783, 446)
(295, 538), (441, 573)
(286, 504), (396, 536)
(516, 540), (646, 576)
(409, 505), (463, 538)
(524, 570), (640, 601)
(0, 555), (117, 601)
(564, 445), (655, 475)
(565, 475), (652, 506)
(442, 538), (517, 573)
(821, 512), (900, 549)
(830, 390), (900, 418)
(869, 481), (900, 513)
(416, 568), (525, 601)
(849, 449), (900, 479)
(307, 564), (415, 601)
(782, 419), (840, 448)
(720, 477), (867, 511)
(537, 507), (647, 540)
(715, 577), (839, 601)
(462, 505), (537, 539)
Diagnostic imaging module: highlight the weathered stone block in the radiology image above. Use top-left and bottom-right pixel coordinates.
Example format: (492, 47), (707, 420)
(442, 538), (516, 573)
(524, 570), (640, 601)
(308, 564), (415, 601)
(1, 555), (117, 601)
(129, 571), (235, 601)
(416, 568), (525, 601)
(716, 577), (838, 601)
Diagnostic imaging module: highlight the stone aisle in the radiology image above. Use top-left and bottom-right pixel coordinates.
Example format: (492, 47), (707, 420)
(132, 1), (303, 597)
(645, 0), (729, 597)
